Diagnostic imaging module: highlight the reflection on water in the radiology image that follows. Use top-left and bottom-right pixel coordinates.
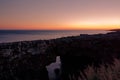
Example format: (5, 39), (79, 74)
(0, 30), (110, 43)
(46, 56), (61, 80)
(1, 30), (118, 80)
(46, 55), (120, 80)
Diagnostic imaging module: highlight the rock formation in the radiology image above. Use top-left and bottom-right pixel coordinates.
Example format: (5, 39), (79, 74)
(0, 31), (120, 80)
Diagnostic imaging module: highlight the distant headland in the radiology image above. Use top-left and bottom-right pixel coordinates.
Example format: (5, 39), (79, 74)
(109, 29), (120, 31)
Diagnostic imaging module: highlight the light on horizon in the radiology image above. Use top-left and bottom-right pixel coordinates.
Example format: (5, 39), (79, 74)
(0, 0), (120, 30)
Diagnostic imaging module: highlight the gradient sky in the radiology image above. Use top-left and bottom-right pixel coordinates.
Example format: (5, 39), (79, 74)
(0, 0), (120, 30)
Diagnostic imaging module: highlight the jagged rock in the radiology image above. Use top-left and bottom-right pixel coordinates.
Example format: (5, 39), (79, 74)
(0, 31), (120, 80)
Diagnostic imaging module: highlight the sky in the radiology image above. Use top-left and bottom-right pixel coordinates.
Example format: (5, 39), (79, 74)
(0, 0), (120, 30)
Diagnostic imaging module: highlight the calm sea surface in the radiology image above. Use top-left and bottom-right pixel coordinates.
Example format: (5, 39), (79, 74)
(0, 30), (111, 80)
(0, 30), (110, 43)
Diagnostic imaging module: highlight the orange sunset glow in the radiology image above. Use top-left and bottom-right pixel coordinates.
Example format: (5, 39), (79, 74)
(0, 0), (120, 30)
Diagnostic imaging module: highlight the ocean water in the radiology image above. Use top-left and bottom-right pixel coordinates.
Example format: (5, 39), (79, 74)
(0, 30), (110, 43)
(0, 30), (112, 80)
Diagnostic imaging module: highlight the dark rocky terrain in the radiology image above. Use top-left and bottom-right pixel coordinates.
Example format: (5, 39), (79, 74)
(1, 31), (120, 80)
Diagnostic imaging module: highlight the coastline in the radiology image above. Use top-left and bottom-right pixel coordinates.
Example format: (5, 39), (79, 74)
(1, 31), (120, 80)
(0, 30), (109, 43)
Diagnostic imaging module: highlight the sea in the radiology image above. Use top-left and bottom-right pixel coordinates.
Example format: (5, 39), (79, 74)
(0, 30), (111, 80)
(0, 30), (110, 43)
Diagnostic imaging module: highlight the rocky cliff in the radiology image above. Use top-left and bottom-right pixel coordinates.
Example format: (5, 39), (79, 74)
(0, 31), (120, 80)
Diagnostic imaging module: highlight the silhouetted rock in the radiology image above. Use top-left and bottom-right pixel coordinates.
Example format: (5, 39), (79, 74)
(1, 31), (120, 80)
